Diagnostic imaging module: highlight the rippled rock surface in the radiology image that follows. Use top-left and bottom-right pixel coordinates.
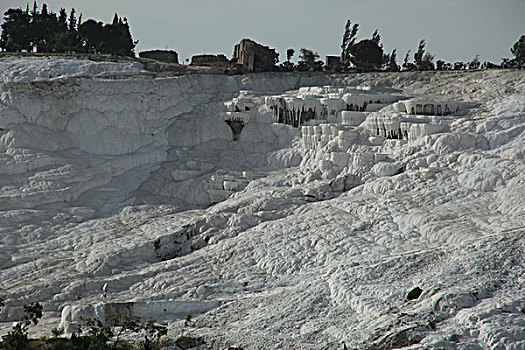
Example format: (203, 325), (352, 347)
(1, 57), (524, 349)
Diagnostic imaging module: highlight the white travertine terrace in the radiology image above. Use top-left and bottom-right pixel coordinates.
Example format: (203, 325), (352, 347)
(233, 86), (408, 127)
(394, 99), (462, 116)
(223, 87), (465, 156)
(362, 99), (466, 142)
(1, 56), (525, 350)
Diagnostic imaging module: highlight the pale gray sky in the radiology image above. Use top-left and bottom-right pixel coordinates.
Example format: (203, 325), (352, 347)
(2, 0), (524, 64)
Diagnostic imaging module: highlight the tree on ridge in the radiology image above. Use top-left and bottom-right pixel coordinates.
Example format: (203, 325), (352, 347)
(297, 48), (322, 71)
(511, 35), (525, 69)
(0, 2), (136, 56)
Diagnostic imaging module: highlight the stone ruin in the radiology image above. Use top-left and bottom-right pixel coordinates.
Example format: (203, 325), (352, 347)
(325, 56), (342, 71)
(138, 50), (179, 64)
(232, 39), (279, 72)
(190, 54), (229, 67)
(186, 39), (278, 74)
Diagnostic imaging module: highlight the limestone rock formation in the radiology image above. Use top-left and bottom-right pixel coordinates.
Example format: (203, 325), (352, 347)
(1, 56), (524, 350)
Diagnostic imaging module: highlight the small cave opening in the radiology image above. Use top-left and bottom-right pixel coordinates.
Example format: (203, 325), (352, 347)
(225, 119), (245, 140)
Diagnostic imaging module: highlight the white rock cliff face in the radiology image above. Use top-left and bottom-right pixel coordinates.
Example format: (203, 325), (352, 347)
(1, 57), (525, 350)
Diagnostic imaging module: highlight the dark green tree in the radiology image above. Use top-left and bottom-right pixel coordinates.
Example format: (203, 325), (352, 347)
(414, 39), (434, 70)
(341, 21), (383, 71)
(298, 48), (322, 71)
(414, 39), (425, 67)
(31, 1), (38, 16)
(102, 15), (136, 56)
(349, 39), (383, 71)
(402, 49), (416, 71)
(118, 17), (137, 56)
(57, 7), (67, 25)
(78, 19), (105, 53)
(1, 302), (43, 350)
(454, 61), (466, 70)
(31, 4), (60, 52)
(68, 8), (76, 31)
(468, 54), (480, 70)
(51, 7), (69, 52)
(280, 48), (295, 71)
(286, 48), (295, 61)
(422, 52), (435, 70)
(0, 3), (136, 56)
(47, 7), (82, 52)
(341, 19), (359, 64)
(371, 29), (380, 44)
(511, 35), (525, 68)
(387, 48), (399, 71)
(0, 8), (32, 51)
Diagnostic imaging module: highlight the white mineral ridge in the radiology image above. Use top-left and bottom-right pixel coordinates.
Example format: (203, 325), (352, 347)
(1, 57), (525, 350)
(0, 56), (146, 83)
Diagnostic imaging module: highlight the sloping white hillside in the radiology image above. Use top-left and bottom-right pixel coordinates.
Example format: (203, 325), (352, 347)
(0, 57), (524, 349)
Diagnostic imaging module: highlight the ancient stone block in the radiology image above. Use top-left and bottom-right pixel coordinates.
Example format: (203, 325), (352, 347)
(139, 50), (179, 64)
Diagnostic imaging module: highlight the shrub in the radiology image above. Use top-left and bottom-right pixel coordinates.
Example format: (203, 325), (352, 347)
(1, 301), (43, 350)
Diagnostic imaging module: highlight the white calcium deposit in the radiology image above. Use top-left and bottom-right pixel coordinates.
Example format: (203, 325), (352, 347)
(0, 56), (524, 350)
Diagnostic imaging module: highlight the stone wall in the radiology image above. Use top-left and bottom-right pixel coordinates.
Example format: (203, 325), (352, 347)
(232, 39), (278, 72)
(139, 50), (179, 64)
(325, 56), (342, 71)
(190, 54), (229, 66)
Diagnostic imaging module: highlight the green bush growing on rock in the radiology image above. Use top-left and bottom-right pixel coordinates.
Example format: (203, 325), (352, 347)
(1, 301), (43, 350)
